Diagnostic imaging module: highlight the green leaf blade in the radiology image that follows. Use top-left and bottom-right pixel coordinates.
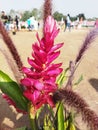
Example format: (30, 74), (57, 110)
(0, 70), (28, 112)
(57, 102), (64, 130)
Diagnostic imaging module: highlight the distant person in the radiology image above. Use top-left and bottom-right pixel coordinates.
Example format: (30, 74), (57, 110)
(27, 18), (31, 31)
(15, 15), (19, 30)
(75, 17), (79, 29)
(11, 20), (16, 35)
(1, 11), (9, 30)
(1, 11), (8, 25)
(94, 19), (98, 28)
(64, 18), (67, 32)
(66, 14), (71, 31)
(38, 22), (40, 29)
(7, 15), (12, 31)
(33, 18), (38, 31)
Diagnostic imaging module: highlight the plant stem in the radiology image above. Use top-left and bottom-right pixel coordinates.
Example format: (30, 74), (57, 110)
(28, 103), (38, 130)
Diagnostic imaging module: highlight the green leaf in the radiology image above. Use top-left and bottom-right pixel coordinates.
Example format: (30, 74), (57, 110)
(64, 112), (76, 130)
(74, 75), (83, 86)
(15, 126), (27, 130)
(0, 70), (28, 111)
(36, 105), (55, 130)
(57, 68), (69, 88)
(70, 123), (76, 130)
(64, 120), (68, 129)
(56, 102), (64, 130)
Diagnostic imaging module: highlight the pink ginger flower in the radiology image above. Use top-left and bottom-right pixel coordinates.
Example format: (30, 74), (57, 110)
(21, 16), (64, 109)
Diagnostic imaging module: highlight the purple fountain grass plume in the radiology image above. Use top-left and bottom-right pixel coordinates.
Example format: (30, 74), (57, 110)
(43, 0), (52, 29)
(66, 28), (98, 88)
(53, 89), (98, 130)
(0, 21), (23, 72)
(0, 47), (23, 83)
(75, 28), (98, 64)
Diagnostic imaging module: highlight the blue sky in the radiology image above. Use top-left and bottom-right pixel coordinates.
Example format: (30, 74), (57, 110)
(0, 0), (98, 18)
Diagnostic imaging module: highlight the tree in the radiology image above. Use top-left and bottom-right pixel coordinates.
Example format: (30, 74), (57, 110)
(9, 9), (16, 19)
(70, 16), (77, 21)
(53, 11), (65, 21)
(78, 13), (86, 20)
(21, 11), (31, 21)
(31, 8), (39, 18)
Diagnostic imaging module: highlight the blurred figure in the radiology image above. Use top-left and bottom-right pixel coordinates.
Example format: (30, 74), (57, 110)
(7, 15), (12, 31)
(27, 18), (31, 31)
(1, 11), (9, 31)
(30, 16), (35, 30)
(64, 18), (67, 32)
(33, 18), (38, 31)
(11, 20), (16, 35)
(66, 14), (71, 31)
(38, 21), (40, 29)
(15, 15), (19, 30)
(94, 19), (98, 28)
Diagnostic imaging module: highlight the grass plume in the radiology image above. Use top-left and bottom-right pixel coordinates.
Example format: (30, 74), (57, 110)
(53, 89), (98, 130)
(0, 47), (23, 83)
(75, 28), (98, 64)
(66, 28), (98, 88)
(43, 0), (52, 25)
(0, 21), (23, 72)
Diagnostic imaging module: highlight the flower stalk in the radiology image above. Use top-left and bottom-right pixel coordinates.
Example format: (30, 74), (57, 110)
(28, 103), (38, 130)
(0, 21), (23, 74)
(43, 0), (52, 32)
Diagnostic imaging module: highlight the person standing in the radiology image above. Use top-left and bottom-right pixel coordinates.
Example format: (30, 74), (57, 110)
(1, 11), (9, 30)
(27, 18), (31, 31)
(64, 18), (67, 32)
(15, 15), (19, 30)
(94, 19), (98, 28)
(66, 14), (71, 31)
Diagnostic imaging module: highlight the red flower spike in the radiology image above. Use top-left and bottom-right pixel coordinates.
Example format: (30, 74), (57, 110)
(21, 16), (63, 110)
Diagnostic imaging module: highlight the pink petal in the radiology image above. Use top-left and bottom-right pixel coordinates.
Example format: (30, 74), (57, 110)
(32, 46), (47, 63)
(44, 84), (57, 92)
(35, 98), (46, 109)
(22, 67), (31, 73)
(45, 63), (62, 71)
(34, 80), (44, 90)
(23, 91), (33, 101)
(47, 68), (63, 76)
(32, 90), (41, 103)
(47, 95), (55, 107)
(49, 43), (64, 54)
(36, 50), (47, 63)
(32, 43), (46, 63)
(32, 52), (43, 65)
(51, 28), (60, 40)
(24, 90), (40, 104)
(47, 51), (60, 63)
(32, 42), (40, 51)
(44, 16), (55, 34)
(36, 32), (45, 49)
(43, 38), (54, 52)
(28, 58), (42, 70)
(21, 78), (34, 87)
(22, 67), (42, 79)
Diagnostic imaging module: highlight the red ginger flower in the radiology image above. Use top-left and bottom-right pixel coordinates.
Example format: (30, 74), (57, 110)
(21, 16), (64, 109)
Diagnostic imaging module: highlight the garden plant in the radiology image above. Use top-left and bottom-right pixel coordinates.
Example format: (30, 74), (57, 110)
(0, 0), (98, 130)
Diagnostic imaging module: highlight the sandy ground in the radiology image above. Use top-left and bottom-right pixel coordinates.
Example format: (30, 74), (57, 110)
(0, 28), (98, 130)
